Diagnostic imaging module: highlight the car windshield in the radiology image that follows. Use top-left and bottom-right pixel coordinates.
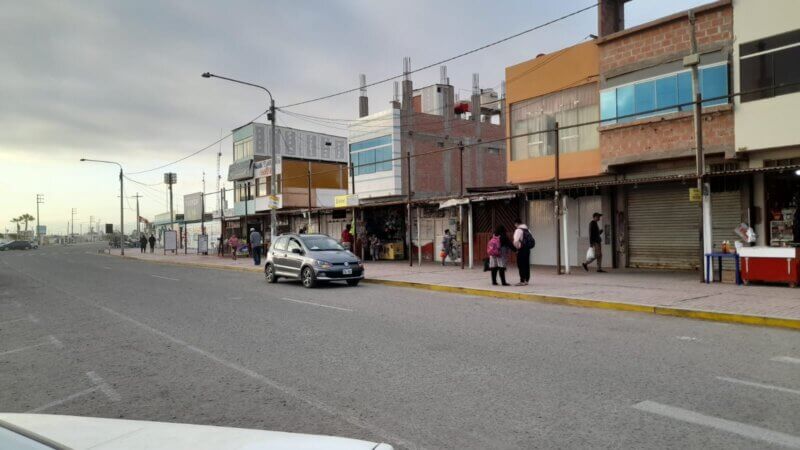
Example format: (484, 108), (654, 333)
(300, 236), (343, 251)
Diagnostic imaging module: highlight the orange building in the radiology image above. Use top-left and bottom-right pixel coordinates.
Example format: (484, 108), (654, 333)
(505, 41), (601, 185)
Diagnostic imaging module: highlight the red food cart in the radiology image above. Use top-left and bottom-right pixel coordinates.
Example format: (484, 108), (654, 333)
(738, 247), (800, 287)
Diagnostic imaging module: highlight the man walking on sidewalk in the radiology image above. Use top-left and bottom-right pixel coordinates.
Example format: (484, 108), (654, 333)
(513, 219), (534, 286)
(582, 212), (606, 273)
(249, 228), (263, 266)
(148, 234), (156, 253)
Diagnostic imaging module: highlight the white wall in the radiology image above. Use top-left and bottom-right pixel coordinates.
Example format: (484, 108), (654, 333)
(349, 109), (403, 199)
(733, 0), (800, 153)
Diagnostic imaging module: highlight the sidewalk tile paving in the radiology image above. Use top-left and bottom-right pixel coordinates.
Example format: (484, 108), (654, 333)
(109, 249), (800, 322)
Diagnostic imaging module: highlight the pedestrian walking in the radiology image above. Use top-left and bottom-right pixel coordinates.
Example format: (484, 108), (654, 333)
(582, 212), (606, 273)
(139, 235), (147, 253)
(249, 228), (263, 266)
(512, 219), (535, 286)
(487, 226), (513, 286)
(217, 235), (224, 257)
(441, 229), (456, 266)
(341, 224), (353, 251)
(228, 234), (239, 261)
(148, 234), (156, 253)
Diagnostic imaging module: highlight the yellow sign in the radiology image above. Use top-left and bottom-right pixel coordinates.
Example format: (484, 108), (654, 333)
(689, 188), (701, 202)
(335, 194), (359, 208)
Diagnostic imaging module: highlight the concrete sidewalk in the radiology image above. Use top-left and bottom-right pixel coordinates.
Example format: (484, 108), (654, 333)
(108, 248), (800, 329)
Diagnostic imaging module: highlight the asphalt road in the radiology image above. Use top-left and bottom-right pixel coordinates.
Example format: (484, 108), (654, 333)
(1, 244), (799, 449)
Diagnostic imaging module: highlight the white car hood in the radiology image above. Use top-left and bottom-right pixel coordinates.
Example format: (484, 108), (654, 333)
(0, 414), (393, 450)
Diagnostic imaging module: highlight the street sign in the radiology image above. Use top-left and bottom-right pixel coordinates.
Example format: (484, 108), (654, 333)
(105, 223), (114, 234)
(164, 230), (178, 253)
(36, 225), (46, 235)
(334, 194), (359, 208)
(689, 188), (701, 202)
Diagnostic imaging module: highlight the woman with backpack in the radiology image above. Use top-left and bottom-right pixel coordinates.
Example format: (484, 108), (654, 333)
(487, 225), (514, 286)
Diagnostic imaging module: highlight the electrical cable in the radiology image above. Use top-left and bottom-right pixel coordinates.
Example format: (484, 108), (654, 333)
(278, 3), (598, 108)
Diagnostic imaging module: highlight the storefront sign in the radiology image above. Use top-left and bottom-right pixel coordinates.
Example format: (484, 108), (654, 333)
(227, 159), (254, 181)
(164, 230), (178, 251)
(183, 192), (204, 221)
(334, 194), (360, 208)
(255, 195), (282, 211)
(689, 188), (701, 202)
(253, 159), (282, 178)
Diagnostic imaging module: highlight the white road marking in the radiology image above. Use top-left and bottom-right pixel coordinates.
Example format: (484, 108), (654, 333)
(27, 314), (39, 324)
(229, 297), (243, 300)
(12, 301), (22, 308)
(676, 336), (700, 341)
(86, 371), (121, 402)
(89, 302), (413, 449)
(150, 275), (179, 281)
(280, 297), (353, 312)
(0, 336), (61, 356)
(102, 266), (112, 270)
(0, 317), (28, 325)
(717, 376), (800, 396)
(26, 386), (99, 413)
(633, 400), (800, 448)
(772, 356), (800, 365)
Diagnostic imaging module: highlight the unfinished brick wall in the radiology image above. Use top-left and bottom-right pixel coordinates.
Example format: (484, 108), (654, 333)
(401, 113), (506, 197)
(600, 3), (732, 74)
(599, 107), (733, 167)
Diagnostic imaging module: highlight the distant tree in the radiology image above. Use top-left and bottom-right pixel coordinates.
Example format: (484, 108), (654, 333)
(19, 213), (35, 231)
(10, 217), (21, 234)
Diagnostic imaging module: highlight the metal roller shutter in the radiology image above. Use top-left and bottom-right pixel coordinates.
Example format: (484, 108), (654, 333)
(711, 190), (742, 271)
(628, 184), (700, 270)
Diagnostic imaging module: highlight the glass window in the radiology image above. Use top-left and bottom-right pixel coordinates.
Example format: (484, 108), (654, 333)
(273, 236), (288, 251)
(256, 177), (267, 197)
(359, 150), (375, 175)
(774, 45), (800, 97)
(287, 238), (302, 253)
(677, 72), (693, 111)
(655, 76), (678, 114)
(700, 65), (728, 106)
(350, 135), (391, 152)
(616, 85), (634, 123)
(600, 90), (616, 125)
(634, 81), (656, 117)
(300, 235), (343, 251)
(376, 147), (393, 172)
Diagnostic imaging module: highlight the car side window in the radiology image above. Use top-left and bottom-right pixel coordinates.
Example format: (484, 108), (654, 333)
(274, 237), (288, 251)
(287, 239), (302, 253)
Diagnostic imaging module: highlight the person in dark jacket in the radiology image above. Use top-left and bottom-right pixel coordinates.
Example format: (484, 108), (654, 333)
(148, 234), (156, 253)
(582, 212), (605, 273)
(139, 235), (147, 253)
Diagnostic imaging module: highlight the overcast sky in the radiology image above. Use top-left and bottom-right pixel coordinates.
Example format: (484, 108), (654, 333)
(1, 0), (708, 235)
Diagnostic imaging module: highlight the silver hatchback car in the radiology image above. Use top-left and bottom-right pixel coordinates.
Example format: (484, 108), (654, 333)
(265, 233), (364, 288)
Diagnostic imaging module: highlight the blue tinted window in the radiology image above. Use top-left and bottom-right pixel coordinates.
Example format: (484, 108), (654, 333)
(655, 76), (678, 113)
(616, 85), (635, 123)
(677, 72), (693, 111)
(376, 147), (393, 172)
(634, 81), (655, 117)
(359, 150), (375, 174)
(351, 152), (361, 176)
(600, 90), (616, 124)
(350, 135), (392, 152)
(700, 65), (728, 106)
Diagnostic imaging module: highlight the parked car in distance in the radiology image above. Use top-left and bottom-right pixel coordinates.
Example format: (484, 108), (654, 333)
(0, 240), (34, 250)
(265, 233), (364, 288)
(29, 240), (39, 249)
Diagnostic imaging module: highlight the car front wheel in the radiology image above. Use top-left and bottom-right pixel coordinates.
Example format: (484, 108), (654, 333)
(301, 267), (317, 289)
(265, 264), (278, 283)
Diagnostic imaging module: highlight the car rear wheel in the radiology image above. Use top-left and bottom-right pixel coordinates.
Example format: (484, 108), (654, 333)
(265, 264), (278, 283)
(346, 279), (360, 287)
(301, 267), (317, 288)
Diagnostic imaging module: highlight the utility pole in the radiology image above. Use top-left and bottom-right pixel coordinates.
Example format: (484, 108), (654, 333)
(269, 98), (277, 244)
(406, 150), (413, 267)
(71, 208), (76, 237)
(164, 173), (177, 230)
(307, 161), (313, 231)
(554, 122), (562, 275)
(133, 193), (142, 235)
(685, 10), (710, 281)
(36, 194), (44, 246)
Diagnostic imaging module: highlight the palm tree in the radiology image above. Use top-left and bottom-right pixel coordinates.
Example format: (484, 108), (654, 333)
(10, 217), (21, 235)
(19, 213), (35, 232)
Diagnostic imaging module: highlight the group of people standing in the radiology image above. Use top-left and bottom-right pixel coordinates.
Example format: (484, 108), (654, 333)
(219, 228), (264, 265)
(138, 234), (156, 253)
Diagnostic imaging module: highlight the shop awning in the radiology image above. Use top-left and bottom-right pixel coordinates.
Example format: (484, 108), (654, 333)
(438, 198), (470, 209)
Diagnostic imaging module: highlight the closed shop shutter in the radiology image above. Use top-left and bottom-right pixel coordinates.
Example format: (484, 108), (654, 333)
(711, 190), (742, 271)
(628, 184), (700, 270)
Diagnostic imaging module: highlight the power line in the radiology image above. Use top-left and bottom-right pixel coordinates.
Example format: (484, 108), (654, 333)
(278, 3), (598, 109)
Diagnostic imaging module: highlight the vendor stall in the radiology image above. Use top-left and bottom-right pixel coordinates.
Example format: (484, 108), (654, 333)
(739, 247), (800, 287)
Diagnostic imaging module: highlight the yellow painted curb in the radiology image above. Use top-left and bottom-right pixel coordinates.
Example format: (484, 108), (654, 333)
(363, 279), (800, 331)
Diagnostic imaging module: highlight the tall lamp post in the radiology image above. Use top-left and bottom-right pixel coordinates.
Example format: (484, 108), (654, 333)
(202, 72), (277, 244)
(80, 158), (124, 255)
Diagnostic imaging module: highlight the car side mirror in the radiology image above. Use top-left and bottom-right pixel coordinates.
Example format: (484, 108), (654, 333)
(291, 248), (303, 255)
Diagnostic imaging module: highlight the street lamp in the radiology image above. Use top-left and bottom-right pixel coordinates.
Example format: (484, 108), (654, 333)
(80, 158), (125, 255)
(202, 72), (278, 243)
